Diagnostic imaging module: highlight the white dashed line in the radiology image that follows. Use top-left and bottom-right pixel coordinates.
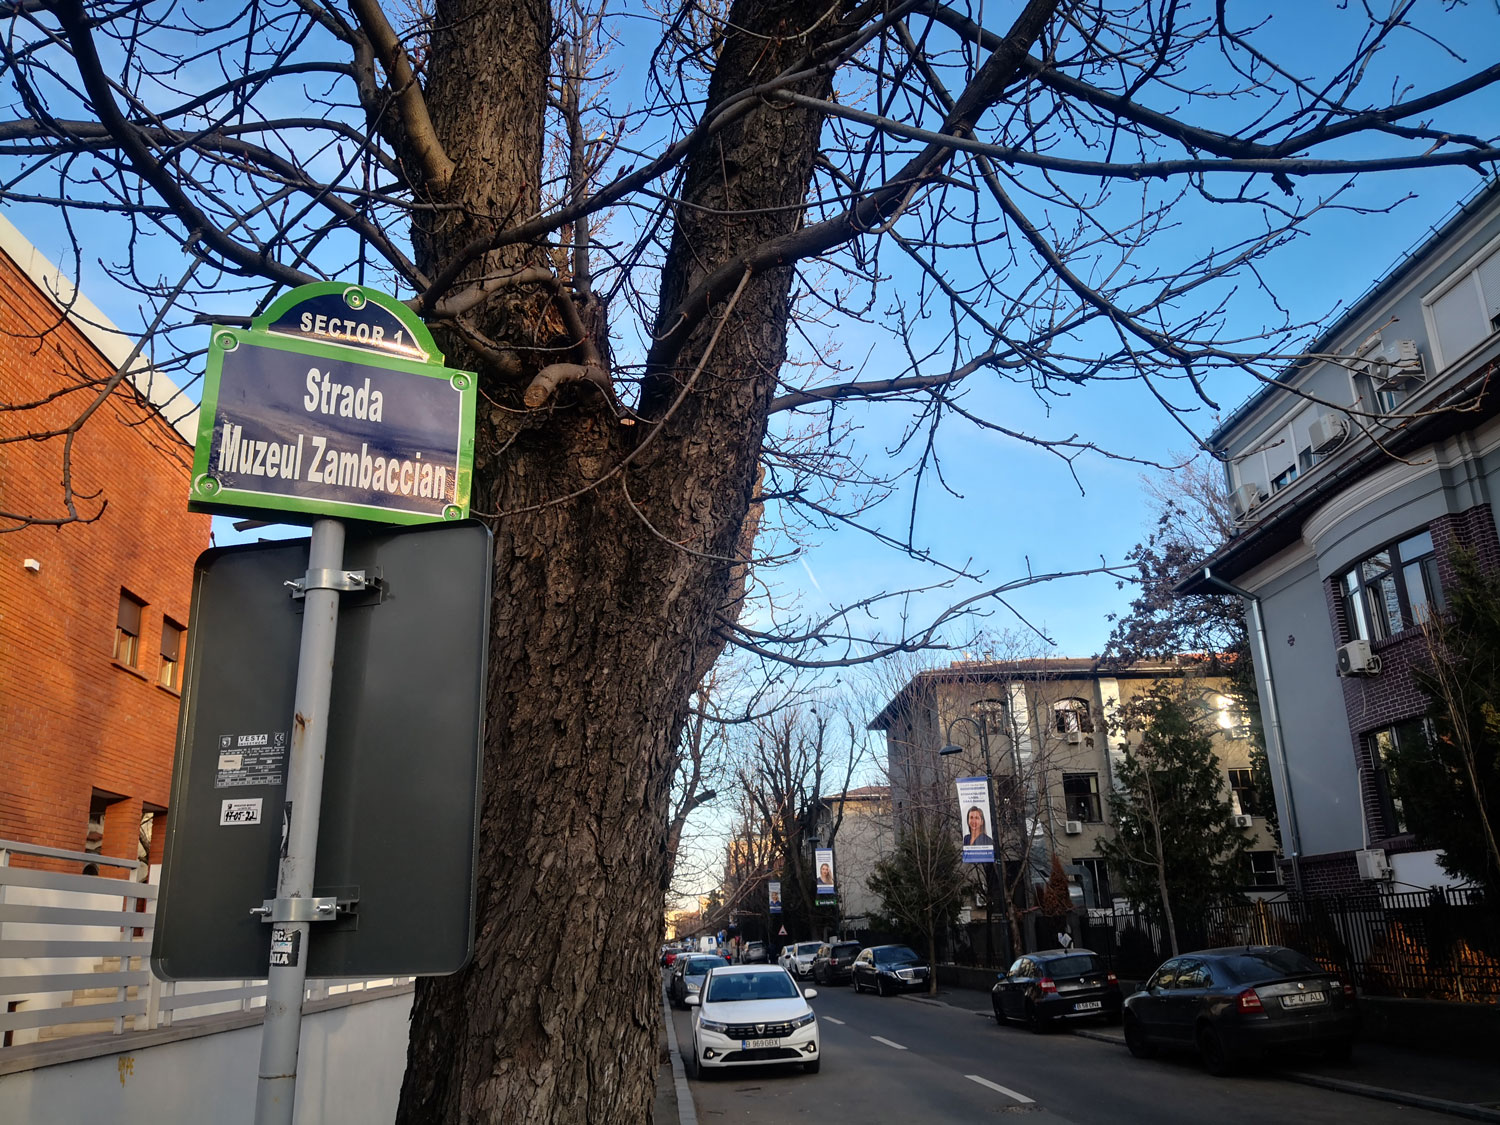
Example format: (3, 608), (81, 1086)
(871, 1036), (908, 1051)
(965, 1074), (1035, 1104)
(823, 1017), (846, 1025)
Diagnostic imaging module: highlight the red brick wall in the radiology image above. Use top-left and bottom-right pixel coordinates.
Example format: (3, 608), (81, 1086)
(0, 245), (210, 874)
(1323, 503), (1500, 849)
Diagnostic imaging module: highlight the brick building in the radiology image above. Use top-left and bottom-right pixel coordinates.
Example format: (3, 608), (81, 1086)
(1179, 179), (1500, 894)
(0, 212), (210, 877)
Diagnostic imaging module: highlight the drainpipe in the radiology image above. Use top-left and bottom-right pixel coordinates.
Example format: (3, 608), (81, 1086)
(1197, 567), (1304, 898)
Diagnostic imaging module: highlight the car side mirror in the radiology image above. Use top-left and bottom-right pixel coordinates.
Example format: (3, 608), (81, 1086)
(685, 995), (701, 1007)
(802, 988), (818, 999)
(996, 973), (1008, 982)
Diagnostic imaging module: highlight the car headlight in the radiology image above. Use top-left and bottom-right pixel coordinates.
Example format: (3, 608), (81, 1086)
(698, 1017), (730, 1033)
(789, 1011), (816, 1029)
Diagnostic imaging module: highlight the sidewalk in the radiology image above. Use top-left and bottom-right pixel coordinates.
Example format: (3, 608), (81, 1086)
(915, 986), (1500, 1122)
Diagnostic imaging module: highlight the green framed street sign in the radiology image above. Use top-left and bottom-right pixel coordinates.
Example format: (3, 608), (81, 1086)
(191, 283), (476, 525)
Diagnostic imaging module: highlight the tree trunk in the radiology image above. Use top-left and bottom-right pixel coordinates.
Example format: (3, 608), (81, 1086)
(397, 2), (839, 1120)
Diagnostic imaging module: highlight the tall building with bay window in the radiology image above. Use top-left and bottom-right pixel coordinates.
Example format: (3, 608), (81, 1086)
(0, 211), (210, 877)
(1178, 179), (1500, 894)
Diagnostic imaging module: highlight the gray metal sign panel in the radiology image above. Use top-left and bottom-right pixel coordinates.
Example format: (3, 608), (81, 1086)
(152, 520), (490, 979)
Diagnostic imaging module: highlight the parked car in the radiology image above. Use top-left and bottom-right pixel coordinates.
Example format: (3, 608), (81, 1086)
(670, 954), (729, 1008)
(1122, 945), (1359, 1075)
(779, 941), (822, 978)
(687, 965), (820, 1076)
(991, 949), (1122, 1031)
(661, 946), (679, 968)
(742, 940), (769, 964)
(851, 944), (930, 995)
(811, 941), (862, 985)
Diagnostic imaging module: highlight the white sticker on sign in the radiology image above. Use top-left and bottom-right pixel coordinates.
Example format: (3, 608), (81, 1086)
(217, 754), (243, 771)
(220, 798), (263, 825)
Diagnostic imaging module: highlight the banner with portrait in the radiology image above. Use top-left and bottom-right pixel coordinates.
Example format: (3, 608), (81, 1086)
(956, 776), (995, 863)
(814, 848), (836, 895)
(768, 880), (783, 913)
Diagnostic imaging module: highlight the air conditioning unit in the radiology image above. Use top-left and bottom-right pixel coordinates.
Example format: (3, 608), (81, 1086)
(1336, 640), (1381, 677)
(1365, 339), (1425, 388)
(1306, 413), (1348, 455)
(1355, 848), (1394, 882)
(1064, 820), (1084, 836)
(1232, 814), (1254, 829)
(1064, 730), (1083, 745)
(1229, 482), (1266, 521)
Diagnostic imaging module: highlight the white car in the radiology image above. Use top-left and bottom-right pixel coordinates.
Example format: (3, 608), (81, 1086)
(779, 941), (821, 978)
(687, 964), (820, 1075)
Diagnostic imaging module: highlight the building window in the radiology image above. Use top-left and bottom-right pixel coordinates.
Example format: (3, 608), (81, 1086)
(1425, 242), (1500, 368)
(1063, 773), (1102, 822)
(158, 618), (184, 690)
(1227, 768), (1262, 817)
(1246, 851), (1282, 888)
(1271, 464), (1298, 492)
(114, 590), (145, 667)
(1074, 857), (1111, 908)
(1340, 529), (1445, 642)
(83, 789), (124, 875)
(1369, 720), (1430, 837)
(1053, 698), (1093, 734)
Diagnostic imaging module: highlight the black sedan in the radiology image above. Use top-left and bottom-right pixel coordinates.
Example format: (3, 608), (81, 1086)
(1123, 945), (1359, 1075)
(811, 941), (862, 985)
(668, 953), (729, 1008)
(992, 949), (1122, 1031)
(851, 944), (930, 995)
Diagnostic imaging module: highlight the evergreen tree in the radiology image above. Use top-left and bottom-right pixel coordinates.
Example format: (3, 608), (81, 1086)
(1404, 551), (1500, 903)
(1097, 683), (1252, 953)
(869, 824), (966, 993)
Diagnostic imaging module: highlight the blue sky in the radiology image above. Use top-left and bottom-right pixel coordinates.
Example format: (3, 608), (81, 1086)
(5, 4), (1498, 664)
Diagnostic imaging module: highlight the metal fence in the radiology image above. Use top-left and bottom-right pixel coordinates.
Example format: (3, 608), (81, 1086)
(0, 839), (407, 1051)
(1075, 887), (1500, 1003)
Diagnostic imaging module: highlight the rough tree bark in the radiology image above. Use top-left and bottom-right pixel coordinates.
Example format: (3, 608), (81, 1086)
(397, 1), (858, 1119)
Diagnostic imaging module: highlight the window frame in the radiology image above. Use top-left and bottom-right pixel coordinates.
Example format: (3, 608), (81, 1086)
(1052, 698), (1093, 735)
(158, 617), (184, 690)
(1422, 232), (1500, 371)
(1246, 851), (1282, 888)
(1339, 528), (1445, 642)
(1227, 767), (1260, 817)
(114, 590), (145, 667)
(1062, 772), (1102, 822)
(1369, 719), (1432, 837)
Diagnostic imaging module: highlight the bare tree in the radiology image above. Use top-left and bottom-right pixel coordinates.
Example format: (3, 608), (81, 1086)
(3, 2), (1498, 1120)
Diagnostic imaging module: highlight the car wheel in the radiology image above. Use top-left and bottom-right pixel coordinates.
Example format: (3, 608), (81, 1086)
(1123, 1017), (1157, 1060)
(992, 999), (1006, 1025)
(1197, 1024), (1236, 1076)
(1025, 1001), (1047, 1033)
(876, 976), (889, 997)
(804, 1059), (821, 1075)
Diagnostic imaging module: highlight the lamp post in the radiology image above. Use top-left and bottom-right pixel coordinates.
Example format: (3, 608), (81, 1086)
(941, 708), (1016, 962)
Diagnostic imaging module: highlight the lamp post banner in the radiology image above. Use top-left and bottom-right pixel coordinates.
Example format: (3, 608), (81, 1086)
(957, 776), (995, 863)
(815, 849), (836, 895)
(769, 881), (782, 913)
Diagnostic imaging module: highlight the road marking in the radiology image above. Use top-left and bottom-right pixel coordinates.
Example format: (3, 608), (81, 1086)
(871, 1036), (907, 1050)
(823, 1017), (846, 1025)
(965, 1074), (1035, 1104)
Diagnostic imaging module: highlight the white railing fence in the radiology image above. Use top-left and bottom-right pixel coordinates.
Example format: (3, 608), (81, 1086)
(0, 839), (406, 1050)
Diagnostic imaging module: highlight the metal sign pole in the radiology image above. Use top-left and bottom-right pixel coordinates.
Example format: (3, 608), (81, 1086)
(254, 518), (355, 1125)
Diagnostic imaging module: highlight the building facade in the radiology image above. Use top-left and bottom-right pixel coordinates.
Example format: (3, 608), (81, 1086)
(1179, 180), (1500, 894)
(869, 658), (1276, 918)
(0, 212), (210, 876)
(814, 784), (894, 934)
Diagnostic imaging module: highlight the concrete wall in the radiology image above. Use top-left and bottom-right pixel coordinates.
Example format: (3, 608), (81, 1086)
(0, 990), (412, 1125)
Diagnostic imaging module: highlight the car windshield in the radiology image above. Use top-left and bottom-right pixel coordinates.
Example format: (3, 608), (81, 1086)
(833, 944), (860, 957)
(1214, 949), (1324, 983)
(875, 946), (920, 965)
(1045, 954), (1103, 976)
(796, 943), (820, 955)
(686, 956), (727, 974)
(705, 971), (801, 1003)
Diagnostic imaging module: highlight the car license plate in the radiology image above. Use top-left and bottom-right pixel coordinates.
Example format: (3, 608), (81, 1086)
(1073, 1000), (1102, 1011)
(743, 1038), (781, 1049)
(1281, 991), (1326, 1008)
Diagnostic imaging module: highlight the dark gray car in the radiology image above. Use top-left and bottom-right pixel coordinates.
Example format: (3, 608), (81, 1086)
(1123, 945), (1359, 1074)
(669, 954), (728, 1008)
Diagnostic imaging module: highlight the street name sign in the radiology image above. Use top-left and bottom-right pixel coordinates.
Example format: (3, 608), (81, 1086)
(190, 283), (476, 524)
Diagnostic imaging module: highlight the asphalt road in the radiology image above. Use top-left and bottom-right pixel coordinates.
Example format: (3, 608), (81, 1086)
(665, 978), (1464, 1124)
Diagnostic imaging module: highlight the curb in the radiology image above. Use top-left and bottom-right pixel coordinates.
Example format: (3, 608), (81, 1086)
(662, 985), (698, 1125)
(1073, 1029), (1500, 1123)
